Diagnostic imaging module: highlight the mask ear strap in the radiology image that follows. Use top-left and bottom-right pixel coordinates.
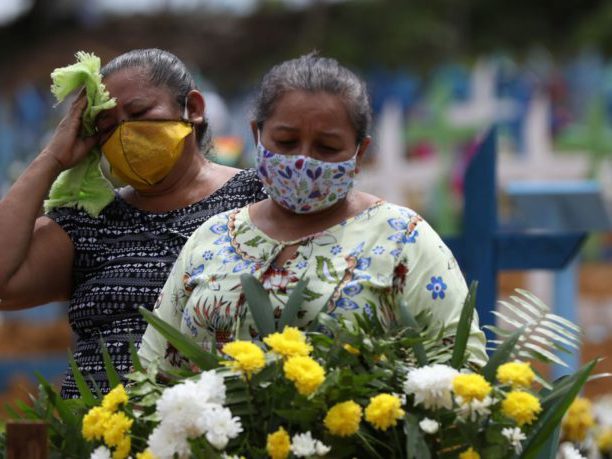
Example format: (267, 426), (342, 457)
(354, 142), (361, 158)
(182, 98), (190, 121)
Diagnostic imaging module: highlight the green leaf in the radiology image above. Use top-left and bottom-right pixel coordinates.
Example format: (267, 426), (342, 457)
(520, 359), (598, 459)
(450, 281), (477, 369)
(4, 403), (22, 420)
(405, 413), (431, 459)
(278, 277), (309, 330)
(314, 313), (340, 336)
(99, 339), (122, 388)
(482, 327), (523, 382)
(240, 273), (275, 336)
(67, 351), (97, 406)
(533, 424), (561, 459)
(34, 373), (78, 429)
(140, 307), (220, 370)
(306, 291), (337, 332)
(129, 337), (144, 373)
(275, 407), (319, 423)
(397, 300), (428, 366)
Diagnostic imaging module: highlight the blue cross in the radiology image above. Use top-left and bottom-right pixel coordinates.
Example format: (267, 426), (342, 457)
(443, 127), (587, 340)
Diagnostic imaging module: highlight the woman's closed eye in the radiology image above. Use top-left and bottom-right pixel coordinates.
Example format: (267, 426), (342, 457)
(276, 139), (297, 147)
(128, 107), (150, 119)
(317, 144), (341, 154)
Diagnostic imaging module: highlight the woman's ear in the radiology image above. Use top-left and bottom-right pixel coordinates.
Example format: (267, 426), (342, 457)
(185, 90), (205, 124)
(355, 136), (371, 174)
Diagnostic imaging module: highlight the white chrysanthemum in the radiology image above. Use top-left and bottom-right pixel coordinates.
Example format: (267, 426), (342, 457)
(501, 427), (526, 454)
(156, 379), (208, 436)
(148, 423), (191, 459)
(196, 370), (227, 405)
(557, 442), (586, 459)
(222, 455), (242, 459)
(456, 395), (493, 421)
(199, 405), (243, 450)
(290, 431), (331, 457)
(156, 372), (231, 438)
(419, 418), (440, 434)
(90, 446), (111, 459)
(149, 372), (239, 455)
(404, 364), (459, 409)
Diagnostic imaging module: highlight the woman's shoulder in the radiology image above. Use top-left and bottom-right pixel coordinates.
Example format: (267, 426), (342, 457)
(46, 195), (124, 227)
(215, 168), (264, 196)
(349, 200), (423, 229)
(188, 206), (238, 243)
(342, 200), (442, 252)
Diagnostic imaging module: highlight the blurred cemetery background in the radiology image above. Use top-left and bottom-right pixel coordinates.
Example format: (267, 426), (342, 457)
(0, 0), (611, 411)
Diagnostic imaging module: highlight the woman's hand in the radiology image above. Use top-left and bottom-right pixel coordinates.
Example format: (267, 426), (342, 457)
(40, 95), (100, 171)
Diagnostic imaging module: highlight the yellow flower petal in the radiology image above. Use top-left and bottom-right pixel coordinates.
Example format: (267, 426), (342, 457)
(324, 401), (362, 437)
(266, 427), (291, 459)
(364, 393), (405, 431)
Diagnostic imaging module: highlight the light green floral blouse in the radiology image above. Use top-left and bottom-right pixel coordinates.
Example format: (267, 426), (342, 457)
(138, 201), (487, 370)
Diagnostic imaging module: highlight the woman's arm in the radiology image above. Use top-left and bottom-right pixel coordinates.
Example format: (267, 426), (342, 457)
(0, 96), (97, 309)
(138, 231), (197, 370)
(394, 218), (488, 367)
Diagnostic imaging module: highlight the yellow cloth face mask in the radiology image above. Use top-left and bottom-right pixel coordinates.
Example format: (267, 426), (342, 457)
(101, 120), (193, 189)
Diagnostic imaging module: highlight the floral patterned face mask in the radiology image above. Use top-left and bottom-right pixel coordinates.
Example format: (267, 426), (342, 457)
(255, 135), (359, 214)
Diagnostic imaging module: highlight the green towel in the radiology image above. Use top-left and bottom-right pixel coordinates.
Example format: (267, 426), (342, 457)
(44, 51), (117, 217)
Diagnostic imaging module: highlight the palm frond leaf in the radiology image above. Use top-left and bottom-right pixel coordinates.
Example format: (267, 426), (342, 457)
(491, 289), (582, 367)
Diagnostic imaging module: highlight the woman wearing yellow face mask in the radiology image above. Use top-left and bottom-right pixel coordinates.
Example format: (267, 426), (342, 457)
(0, 49), (265, 398)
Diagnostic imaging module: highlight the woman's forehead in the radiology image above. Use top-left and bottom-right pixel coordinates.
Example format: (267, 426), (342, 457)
(267, 90), (354, 132)
(102, 66), (162, 98)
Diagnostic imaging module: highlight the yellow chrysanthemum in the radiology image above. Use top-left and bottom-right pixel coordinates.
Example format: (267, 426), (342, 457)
(103, 412), (134, 447)
(82, 406), (112, 441)
(324, 400), (363, 437)
(364, 393), (406, 431)
(102, 384), (129, 412)
(452, 374), (492, 402)
(222, 341), (266, 377)
(264, 326), (312, 358)
(562, 397), (594, 442)
(459, 447), (480, 459)
(136, 451), (157, 459)
(266, 427), (291, 459)
(598, 427), (612, 452)
(496, 361), (535, 388)
(343, 344), (360, 355)
(283, 355), (325, 396)
(112, 435), (131, 459)
(501, 391), (542, 426)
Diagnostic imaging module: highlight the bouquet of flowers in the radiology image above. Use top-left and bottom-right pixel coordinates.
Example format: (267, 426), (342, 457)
(2, 277), (601, 459)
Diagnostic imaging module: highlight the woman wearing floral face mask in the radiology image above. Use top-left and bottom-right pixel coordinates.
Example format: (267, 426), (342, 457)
(138, 53), (487, 370)
(0, 49), (266, 398)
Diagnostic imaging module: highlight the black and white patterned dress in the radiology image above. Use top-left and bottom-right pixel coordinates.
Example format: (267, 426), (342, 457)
(47, 169), (265, 398)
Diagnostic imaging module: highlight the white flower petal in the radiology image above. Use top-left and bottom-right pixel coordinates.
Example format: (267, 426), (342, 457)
(90, 446), (112, 459)
(404, 364), (459, 410)
(419, 418), (440, 434)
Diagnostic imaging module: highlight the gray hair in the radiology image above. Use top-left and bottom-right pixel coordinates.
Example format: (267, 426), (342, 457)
(253, 53), (372, 143)
(101, 48), (212, 153)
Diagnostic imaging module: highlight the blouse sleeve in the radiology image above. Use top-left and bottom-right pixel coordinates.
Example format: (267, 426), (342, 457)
(394, 217), (488, 367)
(138, 229), (198, 371)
